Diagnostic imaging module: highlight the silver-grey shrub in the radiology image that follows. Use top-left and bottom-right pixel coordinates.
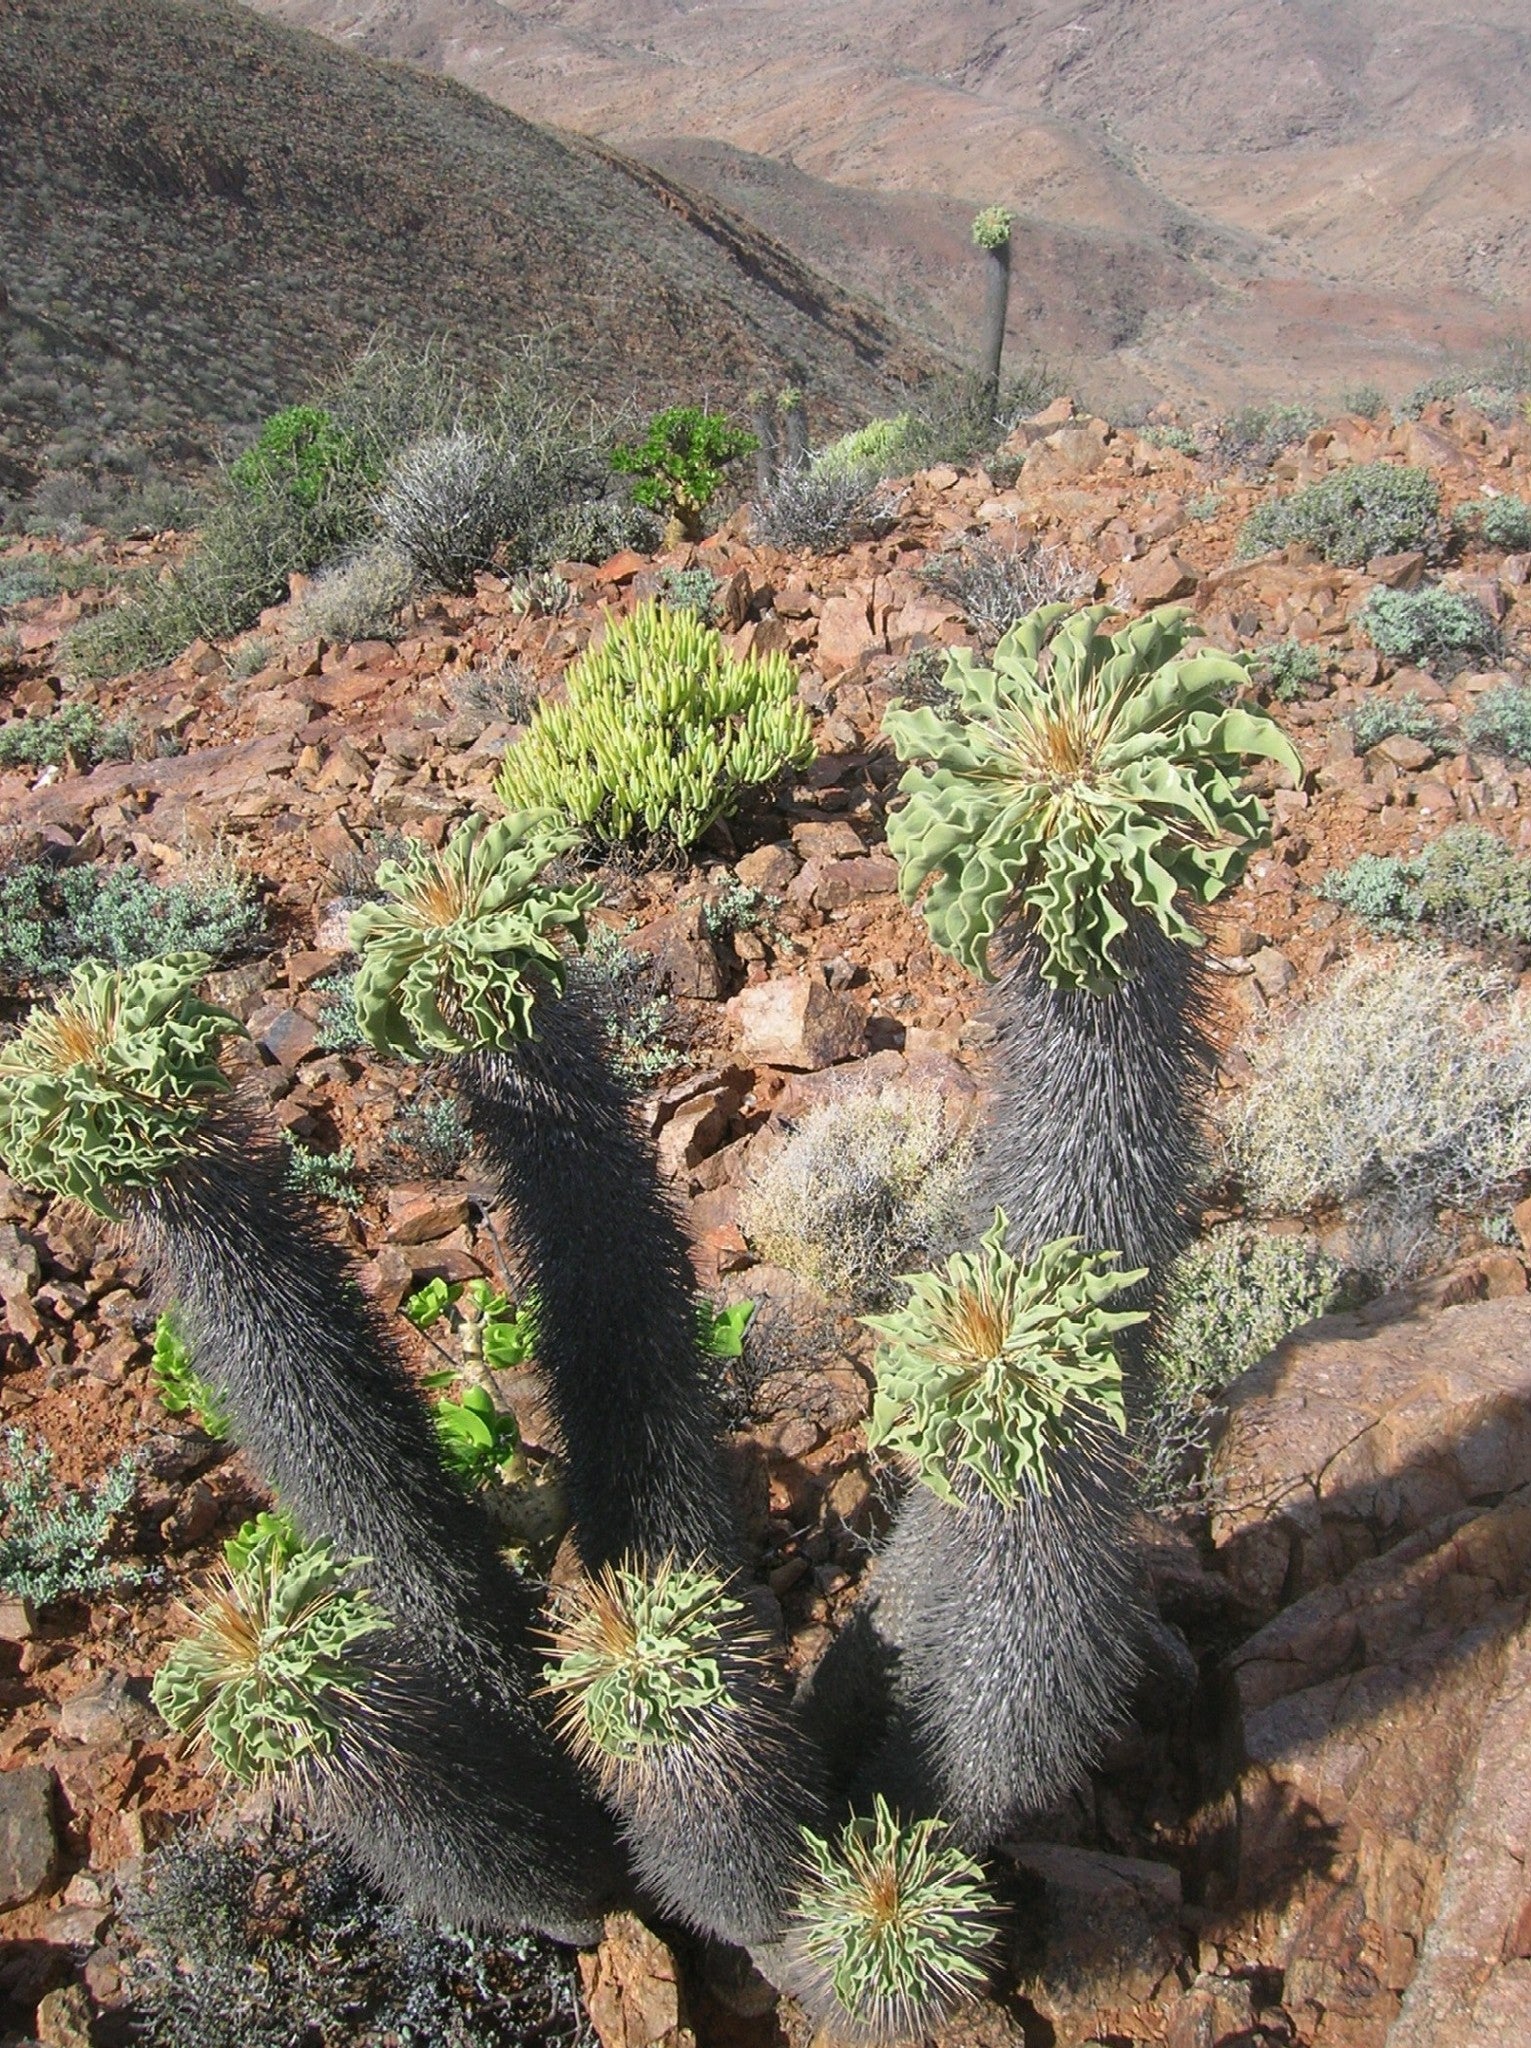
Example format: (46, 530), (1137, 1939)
(921, 529), (1090, 646)
(290, 544), (418, 644)
(376, 431), (524, 594)
(750, 465), (897, 553)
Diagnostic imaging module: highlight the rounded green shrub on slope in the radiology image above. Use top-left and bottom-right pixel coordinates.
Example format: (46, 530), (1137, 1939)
(1237, 463), (1440, 566)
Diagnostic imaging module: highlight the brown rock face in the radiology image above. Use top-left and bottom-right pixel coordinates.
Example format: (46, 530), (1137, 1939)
(727, 974), (864, 1070)
(0, 1764), (59, 1908)
(578, 1914), (695, 2048)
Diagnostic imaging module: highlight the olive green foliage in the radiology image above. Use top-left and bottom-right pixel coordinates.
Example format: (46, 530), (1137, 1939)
(543, 1558), (748, 1770)
(1358, 585), (1500, 671)
(812, 415), (913, 479)
(970, 206), (1014, 251)
(496, 601), (814, 853)
(1464, 682), (1531, 763)
(1216, 403), (1318, 471)
(1455, 494), (1531, 552)
(0, 955), (239, 1216)
(1339, 385), (1386, 421)
(0, 701), (134, 769)
(1139, 1229), (1342, 1506)
(1347, 692), (1450, 755)
(1255, 641), (1324, 702)
(152, 1520), (389, 1784)
(789, 1797), (993, 2043)
(543, 497), (662, 566)
(151, 1310), (232, 1440)
(611, 407), (757, 525)
(1184, 491), (1222, 523)
(351, 812), (596, 1059)
(0, 1428), (140, 1605)
(224, 1511), (299, 1577)
(229, 406), (373, 512)
(864, 1214), (1142, 1508)
(1320, 826), (1531, 949)
(0, 859), (263, 992)
(284, 1141), (362, 1210)
(312, 970), (366, 1053)
(1141, 424), (1199, 457)
(884, 604), (1298, 991)
(1237, 463), (1440, 565)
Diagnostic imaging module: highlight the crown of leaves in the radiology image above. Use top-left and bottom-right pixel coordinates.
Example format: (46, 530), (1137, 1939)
(789, 1796), (994, 2043)
(883, 604), (1302, 993)
(0, 954), (239, 1217)
(151, 1518), (389, 1784)
(542, 1556), (752, 1774)
(970, 205), (1015, 251)
(863, 1213), (1145, 1509)
(350, 811), (598, 1058)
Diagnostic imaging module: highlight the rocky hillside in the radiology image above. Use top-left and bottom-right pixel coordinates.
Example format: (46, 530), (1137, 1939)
(248, 0), (1531, 409)
(0, 0), (933, 491)
(2, 391), (1531, 2045)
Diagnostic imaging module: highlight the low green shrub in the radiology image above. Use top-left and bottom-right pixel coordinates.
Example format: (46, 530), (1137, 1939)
(1464, 682), (1531, 762)
(1320, 825), (1531, 949)
(312, 970), (366, 1052)
(0, 1429), (141, 1605)
(1358, 585), (1500, 671)
(1455, 494), (1531, 553)
(1254, 641), (1324, 701)
(1140, 1229), (1343, 1506)
(387, 1089), (471, 1178)
(284, 1141), (362, 1209)
(0, 701), (134, 769)
(229, 405), (373, 513)
(495, 600), (814, 853)
(0, 858), (263, 991)
(1184, 491), (1222, 522)
(1238, 463), (1441, 565)
(1216, 402), (1317, 469)
(1346, 692), (1450, 755)
(1339, 384), (1386, 420)
(611, 406), (756, 533)
(0, 558), (61, 608)
(542, 497), (661, 565)
(1140, 424), (1198, 457)
(652, 565), (721, 622)
(150, 1310), (232, 1439)
(812, 415), (914, 478)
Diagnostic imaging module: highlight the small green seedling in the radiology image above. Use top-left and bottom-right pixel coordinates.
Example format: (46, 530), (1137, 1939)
(149, 1310), (232, 1440)
(696, 1299), (754, 1359)
(429, 1384), (524, 1490)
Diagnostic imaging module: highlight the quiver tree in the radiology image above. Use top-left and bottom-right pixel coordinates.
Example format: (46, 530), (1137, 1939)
(0, 955), (622, 1941)
(971, 206), (1014, 422)
(350, 812), (829, 1954)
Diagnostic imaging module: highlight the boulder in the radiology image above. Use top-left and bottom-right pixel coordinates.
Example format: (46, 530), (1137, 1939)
(578, 1913), (695, 2048)
(0, 1764), (59, 1908)
(727, 975), (863, 1071)
(1006, 1844), (1186, 2046)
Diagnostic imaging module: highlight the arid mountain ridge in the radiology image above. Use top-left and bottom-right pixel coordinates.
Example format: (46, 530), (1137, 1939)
(245, 0), (1531, 409)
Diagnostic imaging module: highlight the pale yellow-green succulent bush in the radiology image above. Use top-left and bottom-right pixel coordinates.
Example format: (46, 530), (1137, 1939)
(495, 600), (814, 852)
(350, 811), (598, 1058)
(0, 953), (240, 1217)
(883, 604), (1300, 992)
(863, 1213), (1144, 1508)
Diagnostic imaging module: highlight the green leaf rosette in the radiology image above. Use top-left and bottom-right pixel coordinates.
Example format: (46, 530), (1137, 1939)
(864, 1213), (1145, 1509)
(350, 811), (598, 1058)
(0, 954), (240, 1217)
(883, 604), (1302, 993)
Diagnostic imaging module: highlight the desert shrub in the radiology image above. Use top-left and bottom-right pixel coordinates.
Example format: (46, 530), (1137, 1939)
(1184, 491), (1222, 522)
(886, 644), (956, 708)
(1216, 402), (1318, 470)
(1320, 826), (1531, 950)
(0, 1429), (141, 1605)
(285, 1141), (362, 1209)
(1139, 1228), (1343, 1506)
(1339, 384), (1386, 420)
(1454, 494), (1531, 553)
(375, 430), (524, 593)
(1140, 424), (1198, 457)
(1464, 682), (1531, 762)
(542, 496), (661, 564)
(15, 471), (204, 542)
(495, 600), (814, 853)
(898, 363), (1059, 466)
(1224, 953), (1531, 1275)
(312, 970), (366, 1052)
(123, 1816), (596, 2048)
(1238, 463), (1441, 565)
(227, 634), (278, 679)
(921, 532), (1088, 646)
(0, 558), (61, 608)
(289, 543), (418, 644)
(1254, 641), (1324, 701)
(1358, 585), (1500, 672)
(1346, 692), (1450, 755)
(751, 463), (896, 552)
(740, 1087), (974, 1310)
(229, 404), (372, 513)
(453, 657), (541, 727)
(507, 570), (574, 618)
(565, 924), (680, 1087)
(0, 858), (263, 991)
(652, 565), (721, 621)
(611, 406), (756, 531)
(813, 414), (914, 478)
(0, 701), (134, 769)
(388, 1089), (471, 1178)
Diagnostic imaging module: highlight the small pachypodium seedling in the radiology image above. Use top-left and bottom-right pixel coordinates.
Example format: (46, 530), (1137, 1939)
(884, 605), (1300, 993)
(152, 1520), (390, 1784)
(864, 1214), (1144, 1509)
(149, 1309), (232, 1440)
(543, 1557), (753, 1783)
(787, 1797), (995, 2045)
(0, 953), (239, 1216)
(350, 811), (597, 1058)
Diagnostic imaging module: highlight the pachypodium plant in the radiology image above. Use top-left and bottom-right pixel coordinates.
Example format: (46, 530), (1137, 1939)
(786, 1797), (995, 2047)
(153, 1520), (390, 1783)
(970, 205), (1015, 417)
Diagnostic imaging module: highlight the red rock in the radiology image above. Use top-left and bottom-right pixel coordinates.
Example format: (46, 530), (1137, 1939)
(249, 1005), (319, 1067)
(790, 818), (863, 860)
(593, 550), (647, 584)
(733, 841), (798, 892)
(1367, 550), (1427, 588)
(813, 854), (899, 910)
(626, 901), (723, 999)
(1122, 550), (1198, 605)
(386, 1185), (471, 1245)
(815, 590), (882, 675)
(0, 1765), (59, 1908)
(656, 1090), (735, 1179)
(727, 974), (863, 1071)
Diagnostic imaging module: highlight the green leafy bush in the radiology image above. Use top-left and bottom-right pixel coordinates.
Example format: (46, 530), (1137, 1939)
(1346, 692), (1451, 755)
(431, 1384), (523, 1490)
(406, 1276), (538, 1376)
(495, 601), (814, 853)
(1319, 826), (1531, 949)
(1139, 1228), (1342, 1506)
(1358, 585), (1500, 671)
(0, 1429), (141, 1604)
(1237, 463), (1441, 565)
(1455, 494), (1531, 553)
(1141, 424), (1198, 457)
(610, 407), (756, 532)
(1464, 682), (1531, 762)
(1254, 641), (1324, 701)
(1339, 384), (1386, 420)
(812, 415), (914, 479)
(229, 406), (372, 513)
(0, 859), (263, 991)
(150, 1310), (232, 1439)
(284, 1141), (362, 1209)
(0, 701), (134, 769)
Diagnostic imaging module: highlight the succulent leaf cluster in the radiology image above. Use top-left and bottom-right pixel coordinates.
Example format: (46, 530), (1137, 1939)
(883, 604), (1300, 992)
(152, 1519), (388, 1784)
(350, 812), (597, 1058)
(542, 1557), (750, 1772)
(864, 1214), (1144, 1508)
(789, 1796), (994, 2043)
(970, 206), (1015, 251)
(0, 954), (240, 1216)
(495, 601), (815, 851)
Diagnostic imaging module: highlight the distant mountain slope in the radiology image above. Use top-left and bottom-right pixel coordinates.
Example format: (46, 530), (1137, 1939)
(248, 0), (1531, 406)
(0, 0), (934, 486)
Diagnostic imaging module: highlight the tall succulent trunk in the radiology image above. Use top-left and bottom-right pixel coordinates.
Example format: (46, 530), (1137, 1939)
(979, 239), (1011, 419)
(779, 390), (808, 473)
(132, 1102), (624, 1937)
(459, 987), (739, 1571)
(750, 392), (779, 496)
